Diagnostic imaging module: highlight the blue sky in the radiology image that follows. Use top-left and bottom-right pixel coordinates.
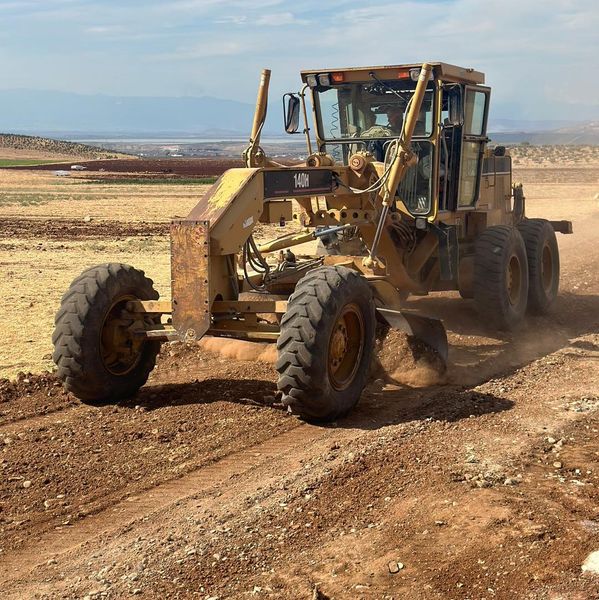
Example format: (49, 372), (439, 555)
(0, 0), (597, 120)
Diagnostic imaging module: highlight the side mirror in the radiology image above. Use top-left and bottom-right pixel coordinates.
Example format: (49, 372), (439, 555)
(447, 86), (463, 127)
(283, 93), (301, 134)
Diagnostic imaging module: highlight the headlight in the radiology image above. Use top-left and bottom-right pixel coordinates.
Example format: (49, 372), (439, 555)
(306, 74), (318, 88)
(317, 73), (331, 87)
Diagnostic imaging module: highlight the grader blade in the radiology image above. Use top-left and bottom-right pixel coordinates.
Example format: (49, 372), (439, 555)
(376, 308), (449, 363)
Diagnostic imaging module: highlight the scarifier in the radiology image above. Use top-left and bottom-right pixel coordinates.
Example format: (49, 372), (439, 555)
(52, 62), (572, 422)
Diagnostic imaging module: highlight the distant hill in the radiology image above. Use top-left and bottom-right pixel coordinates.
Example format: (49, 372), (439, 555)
(487, 119), (582, 133)
(0, 88), (597, 145)
(0, 89), (259, 134)
(490, 121), (599, 145)
(0, 133), (128, 159)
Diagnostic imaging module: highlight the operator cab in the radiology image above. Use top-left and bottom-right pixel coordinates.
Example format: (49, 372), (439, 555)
(293, 62), (490, 218)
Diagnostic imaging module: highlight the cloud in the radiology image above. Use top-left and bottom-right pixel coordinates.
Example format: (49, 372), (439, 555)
(256, 12), (307, 26)
(84, 25), (127, 35)
(215, 10), (307, 27)
(166, 0), (283, 12)
(215, 15), (248, 25)
(158, 40), (247, 60)
(0, 0), (596, 120)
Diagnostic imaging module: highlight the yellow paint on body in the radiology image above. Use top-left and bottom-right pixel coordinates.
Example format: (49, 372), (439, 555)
(208, 168), (258, 210)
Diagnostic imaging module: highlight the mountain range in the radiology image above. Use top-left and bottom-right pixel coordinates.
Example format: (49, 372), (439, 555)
(0, 89), (259, 135)
(0, 89), (597, 144)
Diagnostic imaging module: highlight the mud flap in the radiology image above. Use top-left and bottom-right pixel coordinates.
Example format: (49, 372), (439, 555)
(171, 220), (211, 343)
(376, 307), (448, 363)
(549, 220), (573, 234)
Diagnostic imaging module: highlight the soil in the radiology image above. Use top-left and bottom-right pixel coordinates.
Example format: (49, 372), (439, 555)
(0, 156), (599, 598)
(0, 218), (170, 240)
(9, 158), (244, 176)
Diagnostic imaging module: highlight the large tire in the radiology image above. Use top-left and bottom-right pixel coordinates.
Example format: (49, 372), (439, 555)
(517, 218), (559, 314)
(276, 266), (376, 422)
(52, 263), (160, 404)
(473, 226), (529, 330)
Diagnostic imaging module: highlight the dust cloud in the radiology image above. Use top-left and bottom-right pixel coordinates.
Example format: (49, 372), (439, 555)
(199, 336), (277, 364)
(373, 329), (447, 387)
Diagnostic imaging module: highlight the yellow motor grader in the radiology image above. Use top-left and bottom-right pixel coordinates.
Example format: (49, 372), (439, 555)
(52, 62), (572, 422)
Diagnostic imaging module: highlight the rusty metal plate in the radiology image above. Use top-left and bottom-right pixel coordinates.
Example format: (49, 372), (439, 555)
(170, 220), (211, 343)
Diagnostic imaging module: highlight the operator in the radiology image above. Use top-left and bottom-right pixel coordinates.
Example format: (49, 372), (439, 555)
(361, 105), (405, 161)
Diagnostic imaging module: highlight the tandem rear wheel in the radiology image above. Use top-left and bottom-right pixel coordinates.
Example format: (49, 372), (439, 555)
(473, 225), (529, 330)
(518, 218), (560, 314)
(472, 221), (560, 329)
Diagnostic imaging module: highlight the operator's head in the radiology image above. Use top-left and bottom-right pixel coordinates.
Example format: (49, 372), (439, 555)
(414, 105), (428, 135)
(387, 105), (404, 132)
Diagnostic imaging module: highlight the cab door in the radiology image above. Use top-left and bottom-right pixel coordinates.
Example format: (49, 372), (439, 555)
(457, 86), (490, 209)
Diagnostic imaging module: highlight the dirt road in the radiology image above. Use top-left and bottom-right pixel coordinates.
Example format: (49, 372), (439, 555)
(1, 164), (598, 599)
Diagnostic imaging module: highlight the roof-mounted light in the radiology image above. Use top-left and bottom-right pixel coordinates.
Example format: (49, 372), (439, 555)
(317, 73), (331, 87)
(410, 68), (433, 82)
(306, 74), (318, 88)
(331, 72), (345, 83)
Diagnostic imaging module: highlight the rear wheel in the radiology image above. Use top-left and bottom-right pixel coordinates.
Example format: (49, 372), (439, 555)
(276, 266), (375, 422)
(473, 226), (529, 329)
(518, 218), (559, 314)
(52, 263), (161, 404)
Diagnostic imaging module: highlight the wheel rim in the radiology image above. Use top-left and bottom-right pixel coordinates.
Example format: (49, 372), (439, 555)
(100, 295), (146, 376)
(506, 255), (522, 306)
(541, 242), (553, 293)
(328, 303), (365, 391)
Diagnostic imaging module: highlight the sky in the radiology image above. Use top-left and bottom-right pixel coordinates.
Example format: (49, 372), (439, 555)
(0, 0), (598, 121)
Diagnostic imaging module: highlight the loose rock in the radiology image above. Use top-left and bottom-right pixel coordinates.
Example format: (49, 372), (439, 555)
(582, 550), (599, 575)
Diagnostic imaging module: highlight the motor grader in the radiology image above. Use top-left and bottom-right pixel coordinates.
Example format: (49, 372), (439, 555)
(52, 62), (572, 422)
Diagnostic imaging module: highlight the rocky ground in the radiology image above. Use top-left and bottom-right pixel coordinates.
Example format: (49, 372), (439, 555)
(0, 157), (598, 598)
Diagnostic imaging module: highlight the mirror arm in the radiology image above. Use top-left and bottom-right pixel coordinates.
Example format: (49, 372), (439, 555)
(299, 84), (313, 156)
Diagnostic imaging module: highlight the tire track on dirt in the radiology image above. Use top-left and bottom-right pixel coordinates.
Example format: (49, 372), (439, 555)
(1, 326), (588, 590)
(0, 378), (501, 596)
(0, 421), (331, 586)
(0, 404), (85, 434)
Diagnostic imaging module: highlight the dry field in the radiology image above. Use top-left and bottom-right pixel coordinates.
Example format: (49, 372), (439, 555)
(509, 145), (599, 168)
(1, 151), (599, 599)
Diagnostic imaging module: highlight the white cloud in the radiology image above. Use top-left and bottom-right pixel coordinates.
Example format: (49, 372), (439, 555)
(256, 12), (306, 26)
(158, 40), (247, 60)
(215, 15), (248, 25)
(166, 0), (283, 12)
(85, 25), (127, 35)
(0, 0), (596, 120)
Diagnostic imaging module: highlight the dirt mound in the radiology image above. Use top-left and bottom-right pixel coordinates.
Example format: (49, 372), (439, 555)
(0, 371), (75, 426)
(0, 371), (58, 403)
(11, 157), (243, 176)
(199, 336), (277, 363)
(0, 218), (169, 240)
(373, 329), (447, 387)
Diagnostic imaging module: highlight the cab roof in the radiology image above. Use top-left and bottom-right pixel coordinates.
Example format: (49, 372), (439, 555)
(300, 61), (485, 85)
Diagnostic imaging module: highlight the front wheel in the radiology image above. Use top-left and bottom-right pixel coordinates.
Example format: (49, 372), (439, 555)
(52, 263), (161, 404)
(276, 266), (376, 422)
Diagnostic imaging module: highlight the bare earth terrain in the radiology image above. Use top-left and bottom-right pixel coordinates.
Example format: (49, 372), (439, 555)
(0, 150), (598, 599)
